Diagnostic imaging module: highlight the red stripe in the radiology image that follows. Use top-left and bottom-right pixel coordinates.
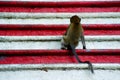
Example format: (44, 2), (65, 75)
(0, 1), (120, 7)
(0, 56), (119, 64)
(1, 30), (119, 35)
(0, 24), (120, 30)
(0, 49), (120, 55)
(0, 7), (120, 12)
(0, 24), (119, 35)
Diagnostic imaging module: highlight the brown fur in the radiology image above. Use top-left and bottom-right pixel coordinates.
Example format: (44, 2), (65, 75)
(63, 15), (83, 48)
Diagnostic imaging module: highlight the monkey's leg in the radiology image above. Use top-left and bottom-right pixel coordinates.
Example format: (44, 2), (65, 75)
(67, 45), (94, 73)
(61, 38), (67, 49)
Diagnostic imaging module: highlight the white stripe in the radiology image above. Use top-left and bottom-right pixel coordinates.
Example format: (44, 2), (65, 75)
(0, 18), (120, 24)
(0, 64), (119, 80)
(1, 12), (120, 18)
(1, 0), (119, 2)
(0, 36), (120, 50)
(0, 64), (119, 70)
(0, 35), (120, 41)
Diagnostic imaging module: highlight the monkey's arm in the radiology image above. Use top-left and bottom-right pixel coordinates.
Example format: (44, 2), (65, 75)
(80, 30), (86, 49)
(64, 25), (70, 35)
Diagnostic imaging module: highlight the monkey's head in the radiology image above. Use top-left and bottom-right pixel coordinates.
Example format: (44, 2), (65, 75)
(70, 15), (81, 24)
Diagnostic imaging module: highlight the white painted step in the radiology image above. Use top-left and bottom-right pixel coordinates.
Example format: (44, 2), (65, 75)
(1, 12), (120, 18)
(0, 36), (120, 50)
(1, 12), (119, 24)
(0, 64), (120, 80)
(0, 18), (120, 24)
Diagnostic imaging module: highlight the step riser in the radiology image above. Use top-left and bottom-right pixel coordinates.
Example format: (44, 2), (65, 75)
(0, 24), (120, 30)
(0, 1), (120, 7)
(0, 49), (120, 55)
(1, 7), (120, 12)
(0, 56), (119, 64)
(1, 30), (119, 35)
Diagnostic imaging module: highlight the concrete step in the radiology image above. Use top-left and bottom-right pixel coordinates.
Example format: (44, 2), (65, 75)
(0, 0), (120, 13)
(0, 0), (120, 7)
(0, 18), (120, 24)
(0, 64), (120, 80)
(0, 53), (119, 64)
(0, 0), (119, 79)
(0, 24), (120, 35)
(1, 12), (120, 18)
(0, 36), (120, 50)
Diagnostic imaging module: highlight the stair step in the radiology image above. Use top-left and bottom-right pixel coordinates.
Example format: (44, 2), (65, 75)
(0, 0), (119, 79)
(0, 64), (119, 80)
(1, 7), (120, 12)
(0, 49), (120, 55)
(0, 24), (120, 35)
(0, 18), (120, 24)
(0, 36), (119, 49)
(1, 12), (120, 18)
(0, 49), (119, 64)
(0, 24), (120, 30)
(0, 1), (120, 7)
(0, 1), (120, 12)
(0, 55), (119, 64)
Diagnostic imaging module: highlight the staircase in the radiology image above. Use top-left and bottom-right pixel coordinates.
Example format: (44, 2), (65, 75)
(0, 0), (120, 80)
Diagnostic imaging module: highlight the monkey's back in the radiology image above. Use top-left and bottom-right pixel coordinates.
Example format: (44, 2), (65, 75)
(65, 23), (83, 47)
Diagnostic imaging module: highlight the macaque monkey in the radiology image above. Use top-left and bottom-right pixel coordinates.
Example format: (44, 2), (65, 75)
(61, 15), (94, 73)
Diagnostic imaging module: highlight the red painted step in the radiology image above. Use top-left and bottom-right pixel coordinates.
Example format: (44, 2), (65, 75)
(0, 24), (119, 30)
(0, 49), (120, 55)
(1, 1), (119, 12)
(0, 1), (120, 7)
(0, 24), (120, 35)
(0, 1), (119, 64)
(0, 7), (120, 12)
(0, 49), (119, 64)
(0, 56), (119, 64)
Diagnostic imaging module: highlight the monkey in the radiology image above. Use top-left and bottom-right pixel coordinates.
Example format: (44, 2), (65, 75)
(61, 15), (94, 73)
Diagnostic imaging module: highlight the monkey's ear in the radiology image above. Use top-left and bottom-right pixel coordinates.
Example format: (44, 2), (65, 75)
(70, 16), (73, 23)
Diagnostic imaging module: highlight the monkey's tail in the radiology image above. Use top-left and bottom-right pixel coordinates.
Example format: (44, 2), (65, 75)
(67, 45), (81, 63)
(68, 44), (94, 73)
(83, 61), (94, 73)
